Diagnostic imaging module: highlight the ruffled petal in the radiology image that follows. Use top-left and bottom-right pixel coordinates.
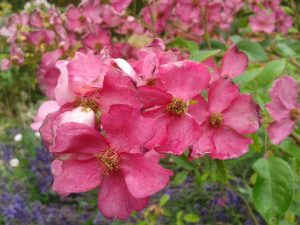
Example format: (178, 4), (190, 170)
(52, 159), (102, 194)
(120, 151), (172, 198)
(211, 127), (252, 159)
(220, 45), (248, 78)
(223, 94), (259, 134)
(158, 60), (210, 101)
(98, 172), (149, 219)
(268, 118), (295, 144)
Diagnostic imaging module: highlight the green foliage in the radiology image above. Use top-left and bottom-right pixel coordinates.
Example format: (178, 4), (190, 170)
(237, 40), (268, 61)
(253, 157), (295, 224)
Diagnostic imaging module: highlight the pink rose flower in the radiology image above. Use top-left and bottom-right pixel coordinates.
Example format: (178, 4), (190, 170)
(266, 76), (299, 144)
(50, 105), (172, 219)
(190, 79), (259, 159)
(139, 60), (210, 154)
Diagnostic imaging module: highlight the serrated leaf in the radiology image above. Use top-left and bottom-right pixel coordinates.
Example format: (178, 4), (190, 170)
(252, 157), (295, 224)
(159, 194), (170, 207)
(189, 50), (220, 62)
(183, 213), (200, 223)
(255, 59), (286, 87)
(237, 40), (268, 61)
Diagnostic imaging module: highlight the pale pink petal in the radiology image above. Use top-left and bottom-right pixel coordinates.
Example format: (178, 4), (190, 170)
(60, 106), (95, 128)
(120, 151), (172, 198)
(223, 94), (259, 134)
(138, 86), (172, 109)
(52, 159), (102, 194)
(98, 171), (149, 219)
(188, 95), (209, 125)
(212, 127), (252, 159)
(266, 97), (290, 121)
(268, 118), (295, 144)
(52, 122), (108, 154)
(269, 76), (298, 110)
(101, 105), (155, 152)
(113, 58), (137, 80)
(208, 79), (240, 113)
(156, 115), (201, 155)
(220, 45), (248, 78)
(31, 100), (60, 131)
(158, 60), (210, 101)
(55, 60), (76, 106)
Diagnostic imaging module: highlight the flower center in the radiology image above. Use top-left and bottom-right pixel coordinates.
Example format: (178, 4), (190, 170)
(95, 148), (120, 175)
(209, 112), (223, 128)
(80, 99), (99, 113)
(79, 15), (86, 22)
(167, 98), (188, 116)
(290, 108), (300, 121)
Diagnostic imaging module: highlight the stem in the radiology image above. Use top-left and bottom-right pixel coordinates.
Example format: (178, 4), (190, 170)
(202, 8), (211, 49)
(236, 192), (259, 225)
(290, 132), (300, 146)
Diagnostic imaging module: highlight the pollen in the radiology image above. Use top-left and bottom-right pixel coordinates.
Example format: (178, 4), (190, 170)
(95, 148), (120, 175)
(80, 99), (99, 113)
(290, 108), (300, 121)
(167, 98), (188, 116)
(209, 112), (223, 128)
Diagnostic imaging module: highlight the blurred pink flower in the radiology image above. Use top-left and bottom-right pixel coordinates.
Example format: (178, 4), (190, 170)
(249, 9), (275, 33)
(266, 76), (299, 144)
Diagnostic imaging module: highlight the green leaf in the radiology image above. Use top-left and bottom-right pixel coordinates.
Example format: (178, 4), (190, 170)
(252, 157), (295, 224)
(170, 38), (199, 54)
(173, 171), (188, 185)
(190, 50), (220, 62)
(159, 194), (170, 207)
(171, 155), (195, 170)
(237, 40), (268, 61)
(233, 68), (262, 88)
(279, 139), (300, 160)
(183, 213), (200, 223)
(255, 59), (286, 87)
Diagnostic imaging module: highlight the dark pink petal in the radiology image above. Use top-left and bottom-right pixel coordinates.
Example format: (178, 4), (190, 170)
(188, 95), (209, 125)
(158, 60), (210, 101)
(98, 172), (149, 219)
(102, 105), (156, 152)
(52, 122), (108, 154)
(112, 0), (132, 13)
(223, 94), (259, 134)
(52, 159), (102, 194)
(120, 151), (172, 198)
(191, 124), (214, 158)
(138, 86), (172, 109)
(98, 71), (141, 113)
(156, 115), (201, 155)
(269, 76), (298, 110)
(268, 118), (295, 144)
(220, 45), (248, 78)
(208, 79), (240, 113)
(212, 127), (252, 159)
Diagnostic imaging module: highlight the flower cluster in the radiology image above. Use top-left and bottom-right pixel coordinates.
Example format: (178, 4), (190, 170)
(249, 0), (292, 34)
(0, 0), (292, 100)
(31, 40), (260, 219)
